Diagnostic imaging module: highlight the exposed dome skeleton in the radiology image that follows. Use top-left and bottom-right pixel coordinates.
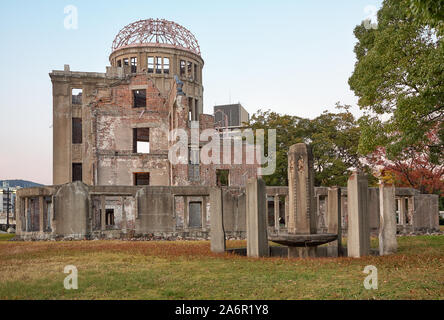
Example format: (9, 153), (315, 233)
(112, 19), (201, 56)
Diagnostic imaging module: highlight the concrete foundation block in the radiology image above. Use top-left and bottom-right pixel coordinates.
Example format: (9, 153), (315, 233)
(288, 246), (317, 258)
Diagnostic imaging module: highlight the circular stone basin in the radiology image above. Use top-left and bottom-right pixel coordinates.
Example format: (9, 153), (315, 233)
(269, 233), (338, 247)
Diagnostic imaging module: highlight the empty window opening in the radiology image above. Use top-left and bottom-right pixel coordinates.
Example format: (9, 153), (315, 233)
(188, 97), (193, 121)
(72, 89), (82, 105)
(72, 163), (82, 182)
(72, 118), (82, 144)
(147, 56), (154, 73)
(216, 169), (229, 187)
(133, 89), (146, 108)
(117, 60), (122, 67)
(134, 173), (150, 186)
(123, 58), (129, 66)
(163, 57), (170, 74)
(105, 209), (115, 227)
(194, 99), (199, 120)
(155, 57), (162, 74)
(180, 60), (186, 76)
(194, 64), (198, 81)
(267, 197), (275, 227)
(189, 202), (202, 228)
(188, 147), (200, 182)
(130, 57), (137, 73)
(133, 128), (150, 154)
(187, 61), (192, 78)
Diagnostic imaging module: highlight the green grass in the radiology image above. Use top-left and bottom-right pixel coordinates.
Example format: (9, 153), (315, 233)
(0, 233), (14, 241)
(0, 236), (442, 300)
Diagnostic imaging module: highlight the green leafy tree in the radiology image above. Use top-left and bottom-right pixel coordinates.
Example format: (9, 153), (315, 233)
(349, 0), (443, 164)
(247, 105), (372, 187)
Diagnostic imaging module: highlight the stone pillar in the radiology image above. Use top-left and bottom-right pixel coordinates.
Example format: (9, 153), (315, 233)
(101, 195), (106, 231)
(210, 188), (225, 253)
(183, 196), (188, 228)
(284, 195), (289, 229)
(288, 247), (317, 258)
(246, 178), (269, 258)
(347, 171), (370, 258)
(274, 195), (280, 231)
(287, 143), (316, 234)
(379, 183), (398, 255)
(399, 197), (406, 226)
(39, 196), (44, 233)
(327, 187), (342, 257)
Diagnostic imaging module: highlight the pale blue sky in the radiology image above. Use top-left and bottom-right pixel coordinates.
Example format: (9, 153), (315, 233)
(0, 0), (382, 185)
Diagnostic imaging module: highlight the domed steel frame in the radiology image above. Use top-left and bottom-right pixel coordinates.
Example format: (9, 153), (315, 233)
(112, 19), (201, 56)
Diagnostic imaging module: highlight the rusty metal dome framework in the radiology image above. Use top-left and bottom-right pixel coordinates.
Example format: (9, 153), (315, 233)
(112, 19), (201, 56)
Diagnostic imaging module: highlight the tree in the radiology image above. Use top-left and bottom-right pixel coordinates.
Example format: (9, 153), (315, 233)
(368, 147), (444, 196)
(409, 0), (444, 34)
(349, 0), (443, 164)
(247, 105), (371, 187)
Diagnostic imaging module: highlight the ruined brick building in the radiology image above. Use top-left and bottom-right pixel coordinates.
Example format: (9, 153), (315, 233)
(14, 19), (439, 241)
(51, 19), (259, 188)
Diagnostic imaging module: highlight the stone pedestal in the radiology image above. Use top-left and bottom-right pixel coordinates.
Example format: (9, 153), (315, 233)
(246, 178), (269, 258)
(288, 247), (317, 258)
(287, 143), (316, 234)
(210, 188), (225, 253)
(347, 171), (370, 258)
(379, 183), (397, 255)
(327, 187), (342, 257)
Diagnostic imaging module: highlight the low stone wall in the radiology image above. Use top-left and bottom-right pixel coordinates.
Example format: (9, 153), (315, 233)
(15, 182), (246, 240)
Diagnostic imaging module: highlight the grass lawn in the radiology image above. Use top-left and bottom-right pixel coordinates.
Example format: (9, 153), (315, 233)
(0, 235), (442, 300)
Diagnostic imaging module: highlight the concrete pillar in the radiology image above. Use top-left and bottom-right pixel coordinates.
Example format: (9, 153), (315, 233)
(183, 196), (188, 228)
(25, 198), (30, 232)
(101, 195), (106, 231)
(327, 187), (342, 257)
(39, 196), (44, 232)
(399, 197), (406, 226)
(347, 171), (370, 258)
(284, 195), (289, 229)
(287, 143), (316, 234)
(274, 195), (280, 231)
(210, 188), (225, 253)
(379, 183), (398, 255)
(246, 178), (269, 258)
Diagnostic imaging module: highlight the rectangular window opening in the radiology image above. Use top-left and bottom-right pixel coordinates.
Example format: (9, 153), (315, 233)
(133, 128), (150, 154)
(180, 60), (186, 77)
(72, 88), (82, 105)
(130, 57), (137, 73)
(188, 97), (193, 122)
(189, 202), (202, 228)
(194, 99), (199, 121)
(216, 169), (229, 187)
(72, 163), (82, 182)
(163, 57), (170, 74)
(123, 58), (129, 66)
(117, 60), (122, 67)
(134, 173), (150, 186)
(147, 56), (154, 73)
(133, 89), (146, 108)
(187, 62), (192, 78)
(105, 209), (115, 227)
(155, 57), (162, 74)
(72, 118), (82, 144)
(194, 64), (198, 81)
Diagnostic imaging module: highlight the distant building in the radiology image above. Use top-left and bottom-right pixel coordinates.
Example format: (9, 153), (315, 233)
(0, 181), (19, 228)
(214, 103), (249, 129)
